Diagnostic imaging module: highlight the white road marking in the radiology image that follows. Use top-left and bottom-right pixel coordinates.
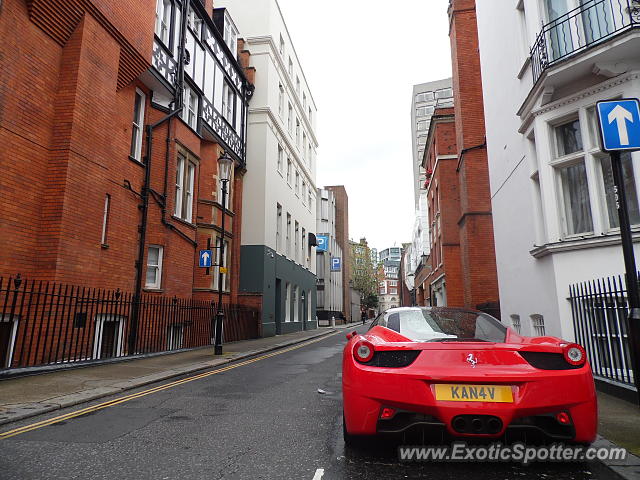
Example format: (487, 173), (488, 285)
(312, 468), (325, 479)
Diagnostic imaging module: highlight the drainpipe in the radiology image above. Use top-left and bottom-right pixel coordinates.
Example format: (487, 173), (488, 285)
(128, 0), (190, 353)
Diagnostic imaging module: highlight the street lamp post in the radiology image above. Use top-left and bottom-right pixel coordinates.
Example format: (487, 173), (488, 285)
(214, 152), (234, 356)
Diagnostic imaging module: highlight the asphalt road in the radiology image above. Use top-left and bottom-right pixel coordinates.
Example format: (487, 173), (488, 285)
(0, 326), (622, 480)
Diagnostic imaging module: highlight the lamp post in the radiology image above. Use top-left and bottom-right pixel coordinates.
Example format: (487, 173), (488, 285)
(214, 152), (234, 355)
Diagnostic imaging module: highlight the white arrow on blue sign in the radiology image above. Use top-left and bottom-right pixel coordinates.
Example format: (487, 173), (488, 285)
(596, 99), (640, 152)
(199, 250), (213, 268)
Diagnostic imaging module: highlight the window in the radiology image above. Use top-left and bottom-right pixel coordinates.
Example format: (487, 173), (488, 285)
(155, 0), (172, 45)
(276, 204), (282, 253)
(555, 119), (583, 157)
(303, 93), (307, 110)
(174, 154), (196, 222)
(223, 13), (238, 56)
(531, 314), (545, 336)
(222, 81), (236, 124)
(296, 118), (300, 147)
(510, 314), (521, 334)
(302, 181), (307, 205)
(416, 106), (434, 118)
(187, 6), (202, 39)
(296, 76), (300, 97)
(308, 191), (312, 210)
(279, 34), (285, 56)
(286, 213), (291, 256)
(559, 162), (593, 235)
(417, 120), (427, 131)
(287, 158), (292, 184)
(182, 85), (198, 130)
(145, 246), (163, 289)
(302, 133), (307, 159)
(601, 152), (640, 228)
(294, 221), (299, 262)
(293, 286), (299, 322)
(295, 171), (300, 195)
(288, 103), (293, 132)
(130, 89), (145, 161)
(288, 57), (293, 76)
(101, 194), (110, 246)
(436, 88), (453, 99)
(213, 237), (230, 292)
(415, 92), (434, 103)
(278, 84), (284, 117)
(285, 283), (291, 322)
(308, 107), (312, 125)
(302, 228), (306, 266)
(277, 144), (284, 173)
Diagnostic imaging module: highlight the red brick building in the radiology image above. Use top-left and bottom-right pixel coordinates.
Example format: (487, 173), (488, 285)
(417, 0), (500, 317)
(0, 0), (256, 365)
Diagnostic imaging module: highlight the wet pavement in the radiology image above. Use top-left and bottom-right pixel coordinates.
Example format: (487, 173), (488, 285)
(0, 327), (624, 479)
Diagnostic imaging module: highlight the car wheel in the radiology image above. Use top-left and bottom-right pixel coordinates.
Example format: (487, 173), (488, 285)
(343, 415), (372, 449)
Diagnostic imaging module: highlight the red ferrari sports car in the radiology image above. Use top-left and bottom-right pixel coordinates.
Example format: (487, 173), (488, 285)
(342, 307), (597, 445)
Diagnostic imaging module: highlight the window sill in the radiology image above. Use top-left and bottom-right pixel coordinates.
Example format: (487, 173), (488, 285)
(128, 156), (145, 167)
(143, 288), (164, 293)
(171, 215), (197, 229)
(530, 231), (640, 258)
(101, 243), (109, 250)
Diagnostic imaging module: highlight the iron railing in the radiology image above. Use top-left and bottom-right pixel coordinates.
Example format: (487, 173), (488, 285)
(569, 274), (635, 388)
(0, 275), (260, 371)
(531, 0), (640, 84)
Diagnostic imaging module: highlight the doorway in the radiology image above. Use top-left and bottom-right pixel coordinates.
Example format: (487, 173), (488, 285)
(275, 279), (282, 335)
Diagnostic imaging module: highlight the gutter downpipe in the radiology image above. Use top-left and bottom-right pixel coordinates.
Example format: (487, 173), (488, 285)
(128, 0), (190, 354)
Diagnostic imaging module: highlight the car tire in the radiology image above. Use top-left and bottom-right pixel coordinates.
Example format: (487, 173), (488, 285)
(343, 415), (372, 449)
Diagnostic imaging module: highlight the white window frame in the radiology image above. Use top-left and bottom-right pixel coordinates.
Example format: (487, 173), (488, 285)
(130, 89), (145, 161)
(216, 165), (233, 211)
(222, 81), (236, 124)
(286, 213), (291, 257)
(223, 11), (238, 56)
(145, 245), (164, 289)
(531, 314), (545, 336)
(277, 144), (284, 173)
(174, 154), (196, 222)
(155, 0), (172, 46)
(182, 85), (198, 130)
(278, 84), (284, 117)
(101, 194), (110, 246)
(287, 158), (292, 185)
(276, 204), (283, 253)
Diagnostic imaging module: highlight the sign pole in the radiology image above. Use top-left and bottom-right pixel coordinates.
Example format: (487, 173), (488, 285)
(610, 151), (640, 405)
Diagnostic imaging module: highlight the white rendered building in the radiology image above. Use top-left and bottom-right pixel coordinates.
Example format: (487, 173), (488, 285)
(216, 0), (319, 336)
(316, 188), (344, 322)
(477, 0), (640, 342)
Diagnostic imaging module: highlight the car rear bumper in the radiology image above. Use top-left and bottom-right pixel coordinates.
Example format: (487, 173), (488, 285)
(343, 362), (597, 443)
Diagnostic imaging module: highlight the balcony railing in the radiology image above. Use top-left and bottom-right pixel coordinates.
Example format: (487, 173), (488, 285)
(531, 0), (640, 84)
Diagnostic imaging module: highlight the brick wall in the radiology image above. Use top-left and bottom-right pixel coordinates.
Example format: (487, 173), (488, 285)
(448, 0), (500, 316)
(0, 0), (250, 310)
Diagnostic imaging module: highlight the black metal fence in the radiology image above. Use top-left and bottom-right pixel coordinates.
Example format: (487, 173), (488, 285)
(569, 274), (635, 388)
(531, 0), (640, 84)
(0, 275), (260, 371)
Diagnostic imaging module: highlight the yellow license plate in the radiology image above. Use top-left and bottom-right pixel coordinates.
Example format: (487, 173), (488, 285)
(434, 384), (514, 403)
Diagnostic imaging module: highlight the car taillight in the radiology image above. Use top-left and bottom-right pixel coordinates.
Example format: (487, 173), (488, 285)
(563, 343), (586, 366)
(353, 340), (375, 363)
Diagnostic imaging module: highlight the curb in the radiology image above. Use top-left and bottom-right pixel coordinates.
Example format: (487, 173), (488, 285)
(592, 435), (640, 480)
(0, 329), (337, 429)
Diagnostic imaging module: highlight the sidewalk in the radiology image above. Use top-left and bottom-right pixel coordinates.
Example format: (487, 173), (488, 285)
(0, 327), (338, 427)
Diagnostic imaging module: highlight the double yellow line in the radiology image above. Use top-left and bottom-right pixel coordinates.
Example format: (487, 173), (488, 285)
(0, 332), (338, 440)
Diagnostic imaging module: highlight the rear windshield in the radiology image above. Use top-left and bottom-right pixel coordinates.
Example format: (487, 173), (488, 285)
(371, 308), (506, 343)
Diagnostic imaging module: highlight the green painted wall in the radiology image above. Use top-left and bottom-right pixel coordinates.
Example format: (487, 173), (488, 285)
(240, 245), (317, 337)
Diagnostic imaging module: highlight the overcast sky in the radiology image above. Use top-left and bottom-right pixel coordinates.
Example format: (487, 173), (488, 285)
(277, 0), (452, 252)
